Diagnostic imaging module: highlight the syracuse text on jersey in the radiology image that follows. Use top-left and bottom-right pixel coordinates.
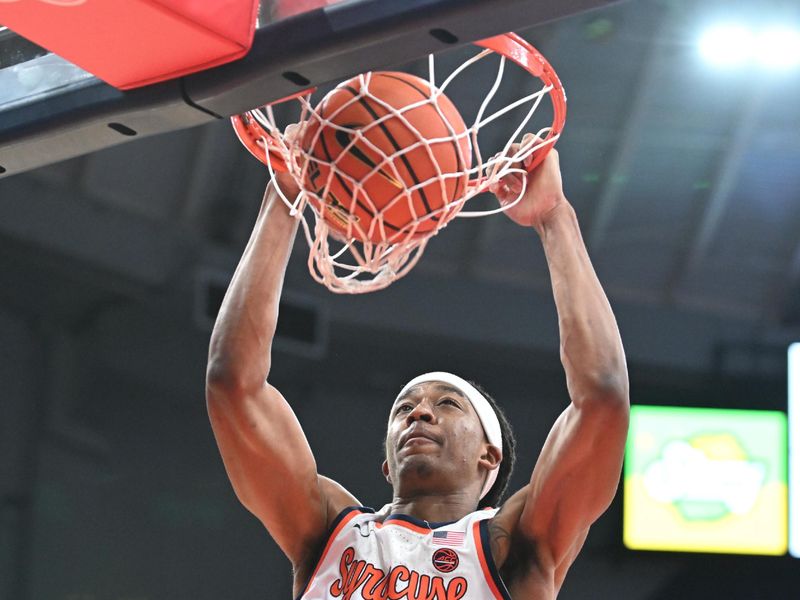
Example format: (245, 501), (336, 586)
(330, 547), (469, 600)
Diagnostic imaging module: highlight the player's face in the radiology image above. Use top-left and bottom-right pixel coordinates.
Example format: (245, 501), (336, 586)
(383, 381), (489, 497)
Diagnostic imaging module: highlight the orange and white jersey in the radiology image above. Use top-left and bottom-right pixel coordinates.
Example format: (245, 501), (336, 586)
(298, 506), (511, 600)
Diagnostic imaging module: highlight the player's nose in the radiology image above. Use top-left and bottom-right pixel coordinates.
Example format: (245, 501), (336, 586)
(405, 400), (435, 424)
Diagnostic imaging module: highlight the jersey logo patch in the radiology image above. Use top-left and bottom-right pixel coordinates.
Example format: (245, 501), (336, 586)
(431, 548), (459, 573)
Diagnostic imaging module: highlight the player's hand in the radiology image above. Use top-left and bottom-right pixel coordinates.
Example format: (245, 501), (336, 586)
(271, 123), (302, 198)
(273, 170), (301, 199)
(489, 133), (567, 234)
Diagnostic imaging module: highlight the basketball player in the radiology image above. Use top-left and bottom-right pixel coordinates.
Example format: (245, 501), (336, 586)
(206, 135), (629, 599)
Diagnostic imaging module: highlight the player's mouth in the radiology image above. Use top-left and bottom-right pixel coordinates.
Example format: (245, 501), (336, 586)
(398, 428), (441, 449)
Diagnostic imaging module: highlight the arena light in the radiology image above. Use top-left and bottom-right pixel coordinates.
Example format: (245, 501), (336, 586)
(755, 27), (800, 69)
(699, 24), (755, 67)
(700, 23), (800, 70)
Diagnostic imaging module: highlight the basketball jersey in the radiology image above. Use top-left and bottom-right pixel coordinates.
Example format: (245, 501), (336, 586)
(297, 506), (512, 600)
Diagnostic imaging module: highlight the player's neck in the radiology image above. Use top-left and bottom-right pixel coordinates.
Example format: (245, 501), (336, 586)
(388, 492), (479, 524)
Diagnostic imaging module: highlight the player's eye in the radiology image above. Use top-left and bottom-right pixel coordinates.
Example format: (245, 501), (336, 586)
(439, 397), (460, 407)
(395, 403), (413, 414)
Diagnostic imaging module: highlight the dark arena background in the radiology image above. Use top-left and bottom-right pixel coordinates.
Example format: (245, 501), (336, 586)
(2, 0), (800, 598)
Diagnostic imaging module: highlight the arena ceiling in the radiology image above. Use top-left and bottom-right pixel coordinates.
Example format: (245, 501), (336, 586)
(0, 0), (798, 381)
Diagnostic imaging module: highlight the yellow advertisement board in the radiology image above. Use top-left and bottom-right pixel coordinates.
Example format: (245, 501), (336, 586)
(624, 405), (787, 555)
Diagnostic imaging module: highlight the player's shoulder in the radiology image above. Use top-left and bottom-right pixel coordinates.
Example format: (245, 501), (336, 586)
(292, 478), (366, 594)
(485, 485), (535, 569)
(491, 484), (529, 526)
(318, 475), (361, 527)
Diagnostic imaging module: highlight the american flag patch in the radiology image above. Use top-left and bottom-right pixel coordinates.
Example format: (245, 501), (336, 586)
(432, 530), (465, 546)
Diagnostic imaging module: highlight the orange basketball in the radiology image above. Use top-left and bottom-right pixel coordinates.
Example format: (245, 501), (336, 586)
(300, 72), (471, 244)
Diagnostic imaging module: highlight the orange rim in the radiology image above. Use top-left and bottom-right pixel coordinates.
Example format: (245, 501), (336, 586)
(230, 88), (316, 171)
(474, 32), (567, 173)
(231, 33), (565, 175)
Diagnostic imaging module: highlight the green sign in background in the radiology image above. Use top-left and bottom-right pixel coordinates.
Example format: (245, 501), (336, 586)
(625, 406), (787, 486)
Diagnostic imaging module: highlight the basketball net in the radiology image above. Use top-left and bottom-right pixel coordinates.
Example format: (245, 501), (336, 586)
(233, 33), (565, 293)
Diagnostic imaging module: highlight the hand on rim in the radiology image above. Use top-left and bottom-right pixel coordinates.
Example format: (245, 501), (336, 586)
(489, 133), (566, 234)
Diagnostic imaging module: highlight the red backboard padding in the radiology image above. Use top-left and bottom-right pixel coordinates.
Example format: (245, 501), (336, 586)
(0, 0), (259, 90)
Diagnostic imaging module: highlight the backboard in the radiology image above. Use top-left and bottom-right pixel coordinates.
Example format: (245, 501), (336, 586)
(0, 0), (621, 178)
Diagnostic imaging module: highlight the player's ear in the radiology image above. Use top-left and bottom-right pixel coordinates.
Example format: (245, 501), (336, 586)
(382, 460), (392, 483)
(479, 444), (502, 472)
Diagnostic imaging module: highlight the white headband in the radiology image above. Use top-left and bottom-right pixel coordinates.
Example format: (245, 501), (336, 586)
(395, 372), (502, 500)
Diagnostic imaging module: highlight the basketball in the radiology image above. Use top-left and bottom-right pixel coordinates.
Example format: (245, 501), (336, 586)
(299, 71), (472, 244)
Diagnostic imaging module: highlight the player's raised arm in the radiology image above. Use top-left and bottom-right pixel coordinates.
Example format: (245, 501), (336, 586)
(490, 137), (629, 582)
(205, 174), (357, 569)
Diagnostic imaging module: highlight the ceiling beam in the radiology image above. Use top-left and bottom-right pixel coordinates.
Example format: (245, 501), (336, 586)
(664, 85), (767, 302)
(585, 10), (671, 251)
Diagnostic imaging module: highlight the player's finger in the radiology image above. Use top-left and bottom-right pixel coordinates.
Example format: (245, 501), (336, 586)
(521, 133), (543, 168)
(505, 172), (523, 195)
(489, 178), (511, 200)
(284, 122), (301, 144)
(490, 172), (523, 204)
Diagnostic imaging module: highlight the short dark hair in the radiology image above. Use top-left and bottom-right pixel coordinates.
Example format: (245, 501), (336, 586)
(469, 381), (516, 509)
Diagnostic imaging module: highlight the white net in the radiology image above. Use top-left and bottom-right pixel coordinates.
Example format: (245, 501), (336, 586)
(240, 37), (562, 293)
